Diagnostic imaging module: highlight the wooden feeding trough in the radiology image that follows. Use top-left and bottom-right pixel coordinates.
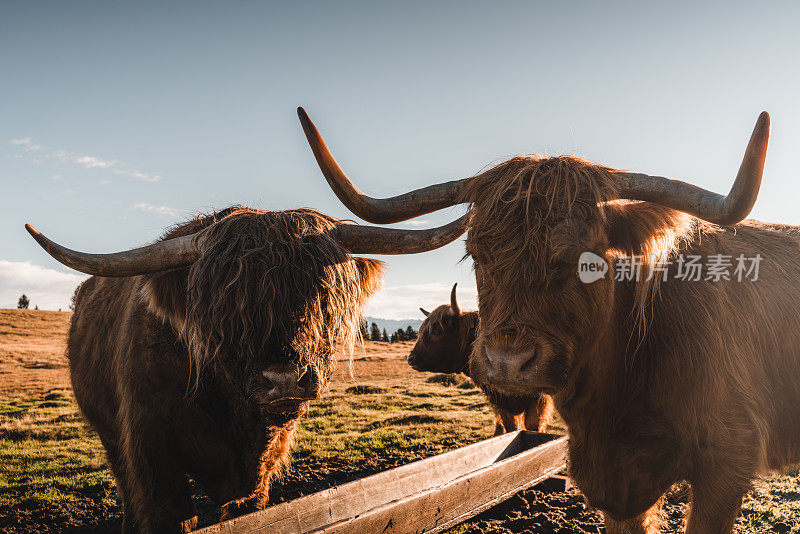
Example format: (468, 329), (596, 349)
(197, 431), (567, 534)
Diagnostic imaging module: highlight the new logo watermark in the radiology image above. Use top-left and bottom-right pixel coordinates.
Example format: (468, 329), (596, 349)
(577, 251), (608, 283)
(577, 253), (762, 284)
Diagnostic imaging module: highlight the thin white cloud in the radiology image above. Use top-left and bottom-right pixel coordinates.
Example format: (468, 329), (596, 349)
(49, 149), (116, 169)
(113, 168), (161, 182)
(402, 220), (430, 227)
(9, 137), (42, 151)
(74, 155), (117, 168)
(0, 260), (87, 310)
(364, 282), (478, 320)
(131, 202), (182, 217)
(8, 137), (161, 182)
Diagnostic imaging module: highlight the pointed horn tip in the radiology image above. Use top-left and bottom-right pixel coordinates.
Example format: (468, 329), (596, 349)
(297, 107), (316, 132)
(756, 111), (770, 135)
(25, 224), (52, 254)
(450, 282), (459, 311)
(296, 107), (320, 142)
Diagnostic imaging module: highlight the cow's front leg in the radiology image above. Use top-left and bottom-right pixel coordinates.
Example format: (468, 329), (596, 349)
(121, 426), (197, 533)
(499, 410), (523, 433)
(96, 434), (141, 534)
(685, 468), (750, 534)
(523, 392), (554, 432)
(604, 499), (663, 534)
(492, 412), (505, 435)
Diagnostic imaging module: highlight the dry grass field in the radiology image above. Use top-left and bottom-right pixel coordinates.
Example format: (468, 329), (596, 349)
(1, 309), (798, 533)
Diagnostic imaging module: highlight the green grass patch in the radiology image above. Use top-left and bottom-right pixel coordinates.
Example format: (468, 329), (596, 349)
(0, 392), (116, 519)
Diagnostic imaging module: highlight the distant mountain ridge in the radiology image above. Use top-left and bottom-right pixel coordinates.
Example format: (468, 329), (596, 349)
(365, 317), (423, 334)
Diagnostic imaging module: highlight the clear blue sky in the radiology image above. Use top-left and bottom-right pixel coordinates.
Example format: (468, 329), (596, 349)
(2, 1), (799, 317)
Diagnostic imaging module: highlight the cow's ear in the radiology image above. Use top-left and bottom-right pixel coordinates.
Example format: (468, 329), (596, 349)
(350, 257), (386, 301)
(137, 209), (235, 332)
(140, 269), (190, 332)
(603, 201), (692, 258)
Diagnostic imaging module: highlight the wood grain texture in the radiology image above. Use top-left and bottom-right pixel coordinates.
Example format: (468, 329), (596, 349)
(197, 431), (567, 534)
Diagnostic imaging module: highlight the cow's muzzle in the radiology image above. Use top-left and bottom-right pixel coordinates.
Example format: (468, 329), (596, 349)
(259, 365), (318, 413)
(407, 351), (423, 371)
(472, 345), (543, 396)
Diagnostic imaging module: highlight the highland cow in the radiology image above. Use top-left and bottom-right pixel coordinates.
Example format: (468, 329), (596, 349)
(26, 206), (466, 533)
(299, 108), (800, 534)
(409, 283), (553, 435)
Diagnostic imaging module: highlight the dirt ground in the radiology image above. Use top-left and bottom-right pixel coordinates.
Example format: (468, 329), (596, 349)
(1, 309), (798, 533)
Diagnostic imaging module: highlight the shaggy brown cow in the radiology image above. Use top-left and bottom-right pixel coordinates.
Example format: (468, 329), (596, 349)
(26, 206), (466, 533)
(298, 108), (797, 534)
(409, 283), (553, 435)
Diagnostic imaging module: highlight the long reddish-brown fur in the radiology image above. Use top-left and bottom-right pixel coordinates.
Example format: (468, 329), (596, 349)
(465, 155), (800, 533)
(68, 207), (384, 533)
(408, 303), (554, 435)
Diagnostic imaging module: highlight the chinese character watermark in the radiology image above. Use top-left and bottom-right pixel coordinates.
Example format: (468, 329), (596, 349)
(577, 252), (762, 284)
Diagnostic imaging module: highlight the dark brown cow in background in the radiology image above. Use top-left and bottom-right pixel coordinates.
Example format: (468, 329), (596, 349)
(26, 206), (466, 533)
(299, 108), (800, 534)
(408, 283), (553, 435)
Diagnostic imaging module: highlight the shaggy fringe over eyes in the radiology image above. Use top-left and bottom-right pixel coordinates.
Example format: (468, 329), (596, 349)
(462, 155), (619, 283)
(181, 208), (383, 384)
(461, 155), (695, 338)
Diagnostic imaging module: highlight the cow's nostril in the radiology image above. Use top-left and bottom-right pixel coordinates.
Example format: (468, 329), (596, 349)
(261, 370), (275, 392)
(297, 365), (313, 391)
(519, 346), (539, 373)
(484, 347), (496, 366)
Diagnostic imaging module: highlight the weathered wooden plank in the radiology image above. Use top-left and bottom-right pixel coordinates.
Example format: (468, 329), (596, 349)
(197, 431), (567, 534)
(315, 433), (567, 534)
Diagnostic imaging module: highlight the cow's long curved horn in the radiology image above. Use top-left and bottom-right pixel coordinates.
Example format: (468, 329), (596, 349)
(331, 214), (469, 254)
(298, 107), (467, 224)
(616, 112), (770, 225)
(25, 224), (200, 277)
